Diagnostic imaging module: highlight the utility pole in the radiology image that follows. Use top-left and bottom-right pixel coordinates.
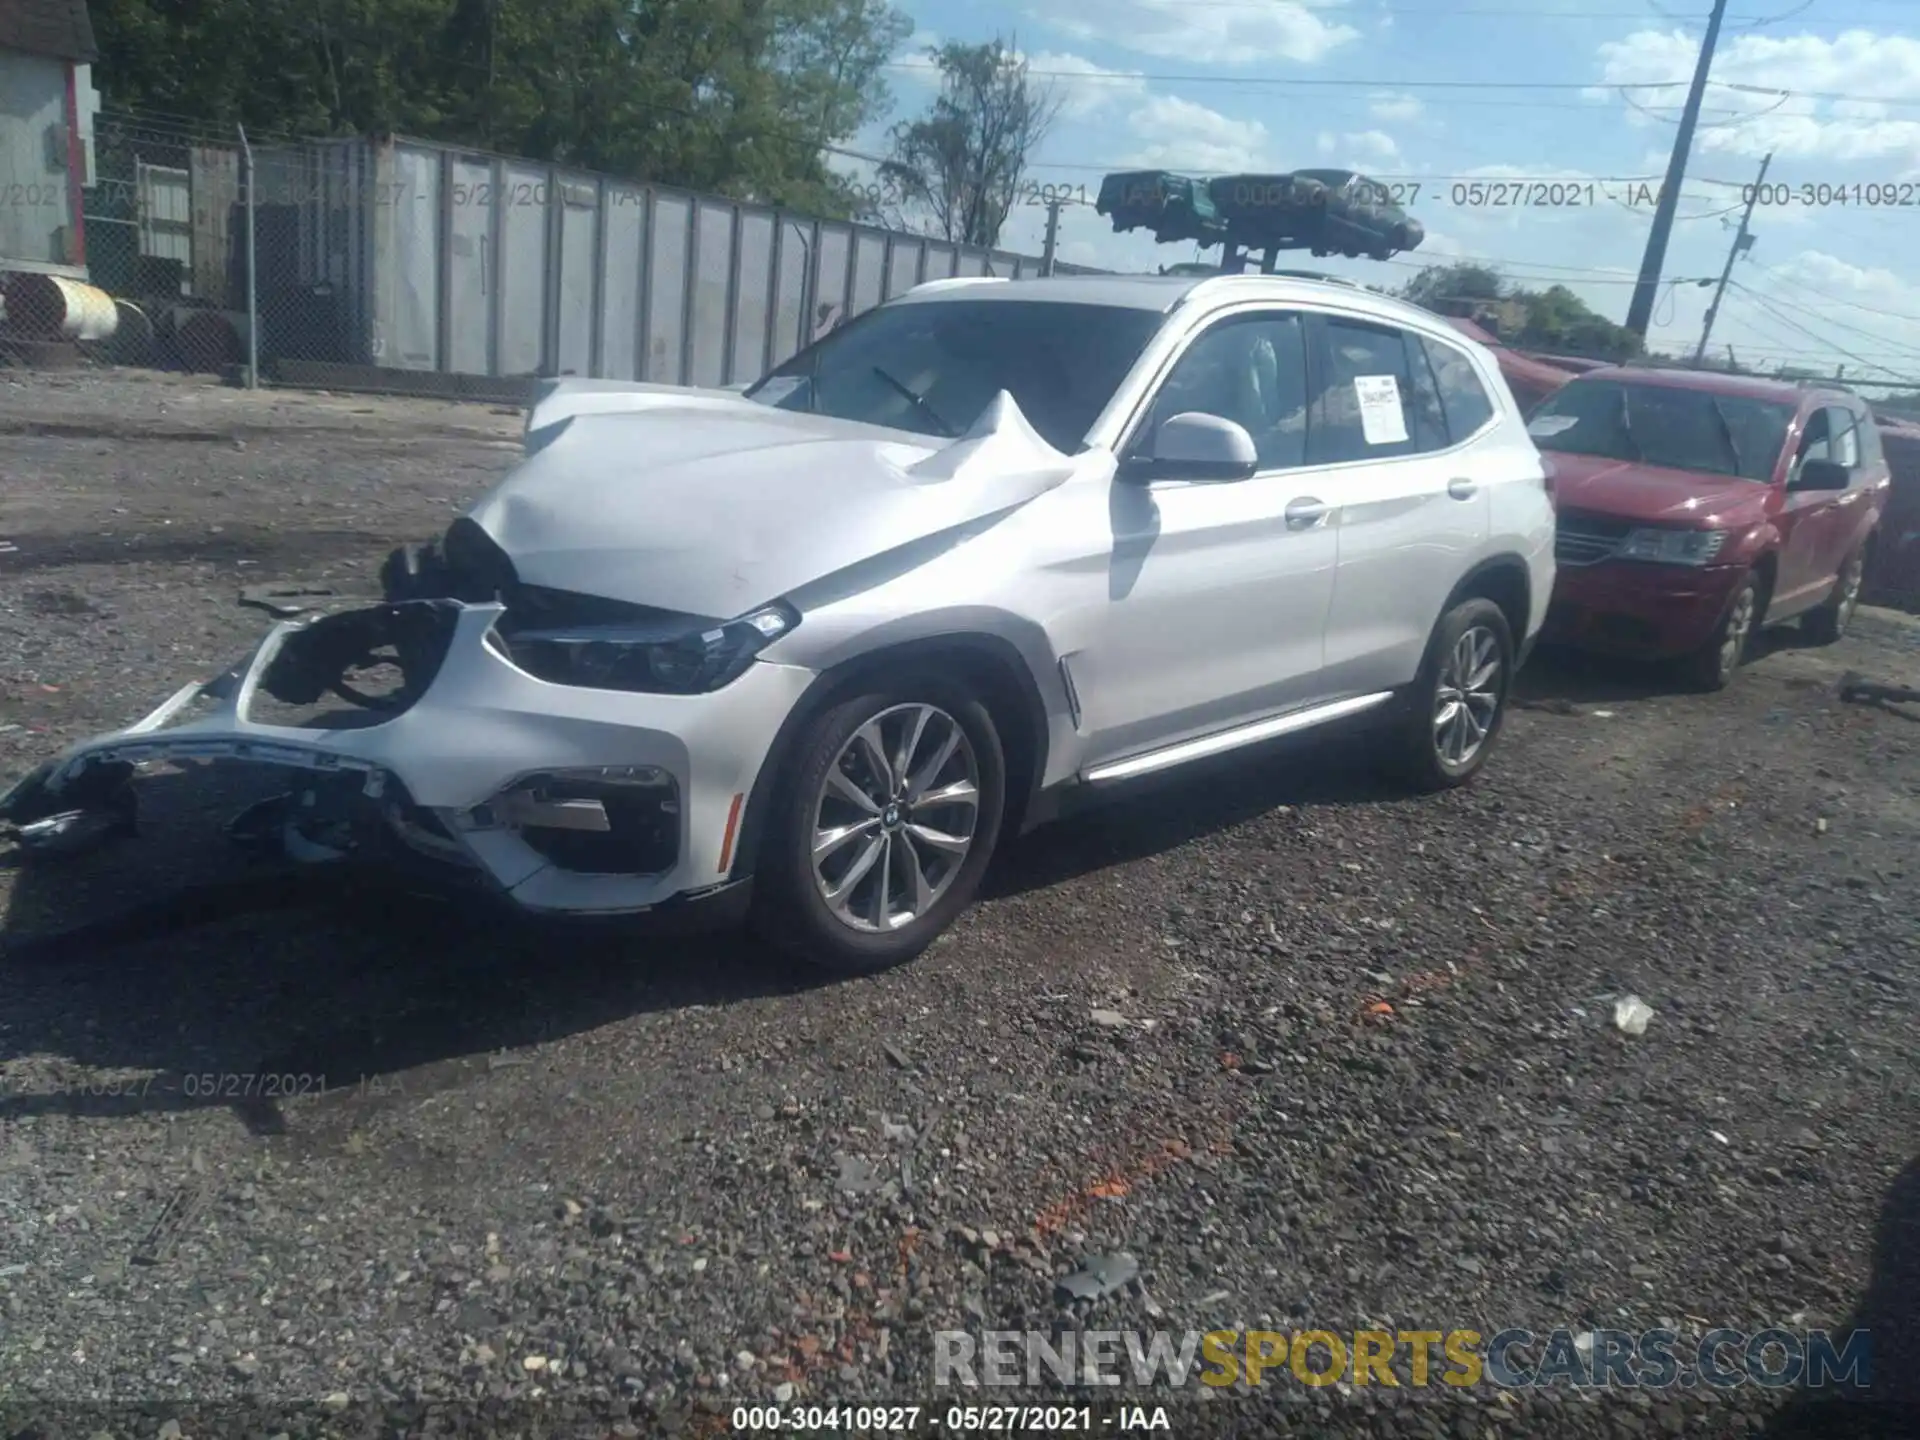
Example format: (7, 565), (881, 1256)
(1040, 197), (1063, 275)
(1692, 150), (1769, 364)
(1625, 0), (1730, 338)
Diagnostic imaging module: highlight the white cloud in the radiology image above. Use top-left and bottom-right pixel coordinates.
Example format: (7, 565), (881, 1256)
(1315, 129), (1403, 169)
(1022, 52), (1148, 119)
(1124, 95), (1273, 173)
(1594, 28), (1920, 167)
(1709, 249), (1920, 372)
(1766, 249), (1916, 305)
(1037, 0), (1359, 65)
(1368, 92), (1424, 124)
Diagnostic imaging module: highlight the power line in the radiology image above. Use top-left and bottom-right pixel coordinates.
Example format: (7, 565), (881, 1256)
(1748, 263), (1920, 326)
(1374, 252), (1718, 282)
(890, 61), (1920, 109)
(1730, 279), (1920, 361)
(1039, 0), (1725, 9)
(1724, 282), (1911, 377)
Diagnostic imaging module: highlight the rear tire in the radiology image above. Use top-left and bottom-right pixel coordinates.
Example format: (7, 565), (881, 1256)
(1682, 569), (1759, 691)
(1389, 598), (1514, 793)
(750, 676), (1006, 974)
(1803, 545), (1866, 645)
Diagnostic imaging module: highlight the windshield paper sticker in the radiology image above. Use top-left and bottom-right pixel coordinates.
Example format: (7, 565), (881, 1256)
(1528, 414), (1578, 437)
(1354, 375), (1408, 445)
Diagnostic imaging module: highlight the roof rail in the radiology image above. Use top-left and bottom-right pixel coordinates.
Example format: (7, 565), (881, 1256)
(908, 276), (1010, 295)
(1267, 268), (1360, 286)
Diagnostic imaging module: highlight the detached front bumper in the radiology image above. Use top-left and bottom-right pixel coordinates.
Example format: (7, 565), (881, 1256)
(2, 601), (813, 917)
(1543, 562), (1746, 659)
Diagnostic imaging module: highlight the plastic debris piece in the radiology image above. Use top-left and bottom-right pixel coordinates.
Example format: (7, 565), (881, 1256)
(1056, 1252), (1140, 1302)
(1613, 995), (1655, 1036)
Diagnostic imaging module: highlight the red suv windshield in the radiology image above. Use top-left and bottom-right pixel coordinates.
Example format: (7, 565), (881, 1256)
(1528, 378), (1794, 482)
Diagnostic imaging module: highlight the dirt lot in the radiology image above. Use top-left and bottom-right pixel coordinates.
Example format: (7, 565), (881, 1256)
(2, 370), (1918, 1439)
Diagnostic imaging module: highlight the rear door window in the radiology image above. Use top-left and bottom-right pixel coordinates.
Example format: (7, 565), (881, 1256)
(1405, 338), (1450, 452)
(1421, 337), (1495, 442)
(1309, 317), (1420, 464)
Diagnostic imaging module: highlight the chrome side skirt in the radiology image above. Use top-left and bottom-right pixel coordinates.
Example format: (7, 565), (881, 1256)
(1081, 691), (1394, 785)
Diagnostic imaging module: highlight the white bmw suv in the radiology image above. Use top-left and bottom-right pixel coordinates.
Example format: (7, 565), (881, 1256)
(4, 274), (1554, 971)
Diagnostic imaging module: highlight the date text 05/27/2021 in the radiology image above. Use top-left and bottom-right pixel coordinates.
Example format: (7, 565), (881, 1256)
(728, 1404), (1172, 1432)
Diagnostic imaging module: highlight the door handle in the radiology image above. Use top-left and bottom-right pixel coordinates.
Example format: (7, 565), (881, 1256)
(1284, 498), (1329, 529)
(1447, 477), (1479, 500)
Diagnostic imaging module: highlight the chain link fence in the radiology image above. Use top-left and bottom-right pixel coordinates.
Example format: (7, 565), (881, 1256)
(0, 110), (1099, 395)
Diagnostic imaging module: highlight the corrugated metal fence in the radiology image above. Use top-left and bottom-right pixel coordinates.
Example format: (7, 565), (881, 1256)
(235, 131), (1099, 390)
(67, 115), (1097, 390)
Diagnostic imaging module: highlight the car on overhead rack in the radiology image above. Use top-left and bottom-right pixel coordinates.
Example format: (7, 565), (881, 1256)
(2, 273), (1552, 974)
(1096, 171), (1226, 245)
(1284, 169), (1425, 260)
(1098, 169), (1424, 261)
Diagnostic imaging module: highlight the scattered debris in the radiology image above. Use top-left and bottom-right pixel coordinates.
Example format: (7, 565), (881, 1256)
(1056, 1252), (1139, 1302)
(834, 1155), (881, 1194)
(1089, 1009), (1128, 1028)
(1838, 671), (1920, 710)
(881, 1042), (910, 1070)
(1815, 817), (1830, 835)
(131, 1181), (208, 1266)
(237, 583), (342, 618)
(1613, 995), (1655, 1036)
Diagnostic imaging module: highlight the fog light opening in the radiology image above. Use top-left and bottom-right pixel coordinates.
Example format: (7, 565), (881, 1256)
(485, 767), (681, 876)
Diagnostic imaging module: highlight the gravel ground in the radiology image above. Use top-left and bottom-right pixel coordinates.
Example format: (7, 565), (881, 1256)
(2, 370), (1918, 1440)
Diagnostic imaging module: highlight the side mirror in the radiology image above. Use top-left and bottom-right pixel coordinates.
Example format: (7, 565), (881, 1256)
(1126, 412), (1259, 482)
(1793, 457), (1850, 491)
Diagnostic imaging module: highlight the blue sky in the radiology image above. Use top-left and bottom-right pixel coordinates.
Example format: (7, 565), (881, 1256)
(832, 0), (1920, 384)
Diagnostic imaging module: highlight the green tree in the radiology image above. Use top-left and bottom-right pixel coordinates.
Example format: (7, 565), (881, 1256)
(1513, 284), (1642, 361)
(1398, 263), (1643, 362)
(878, 39), (1060, 248)
(87, 0), (911, 216)
(1397, 262), (1505, 312)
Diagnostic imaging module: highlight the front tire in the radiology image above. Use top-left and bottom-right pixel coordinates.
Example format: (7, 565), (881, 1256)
(1390, 598), (1514, 793)
(1683, 569), (1759, 691)
(1803, 545), (1866, 645)
(751, 677), (1006, 974)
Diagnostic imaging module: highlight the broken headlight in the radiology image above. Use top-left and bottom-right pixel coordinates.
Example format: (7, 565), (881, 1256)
(497, 603), (797, 695)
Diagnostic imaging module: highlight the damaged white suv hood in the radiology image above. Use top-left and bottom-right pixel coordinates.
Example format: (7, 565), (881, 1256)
(468, 385), (1083, 619)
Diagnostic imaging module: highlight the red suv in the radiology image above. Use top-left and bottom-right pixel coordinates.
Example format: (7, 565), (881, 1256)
(1528, 368), (1888, 688)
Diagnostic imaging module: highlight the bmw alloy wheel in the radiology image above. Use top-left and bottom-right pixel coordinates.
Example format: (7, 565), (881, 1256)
(1433, 624), (1502, 768)
(810, 703), (981, 932)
